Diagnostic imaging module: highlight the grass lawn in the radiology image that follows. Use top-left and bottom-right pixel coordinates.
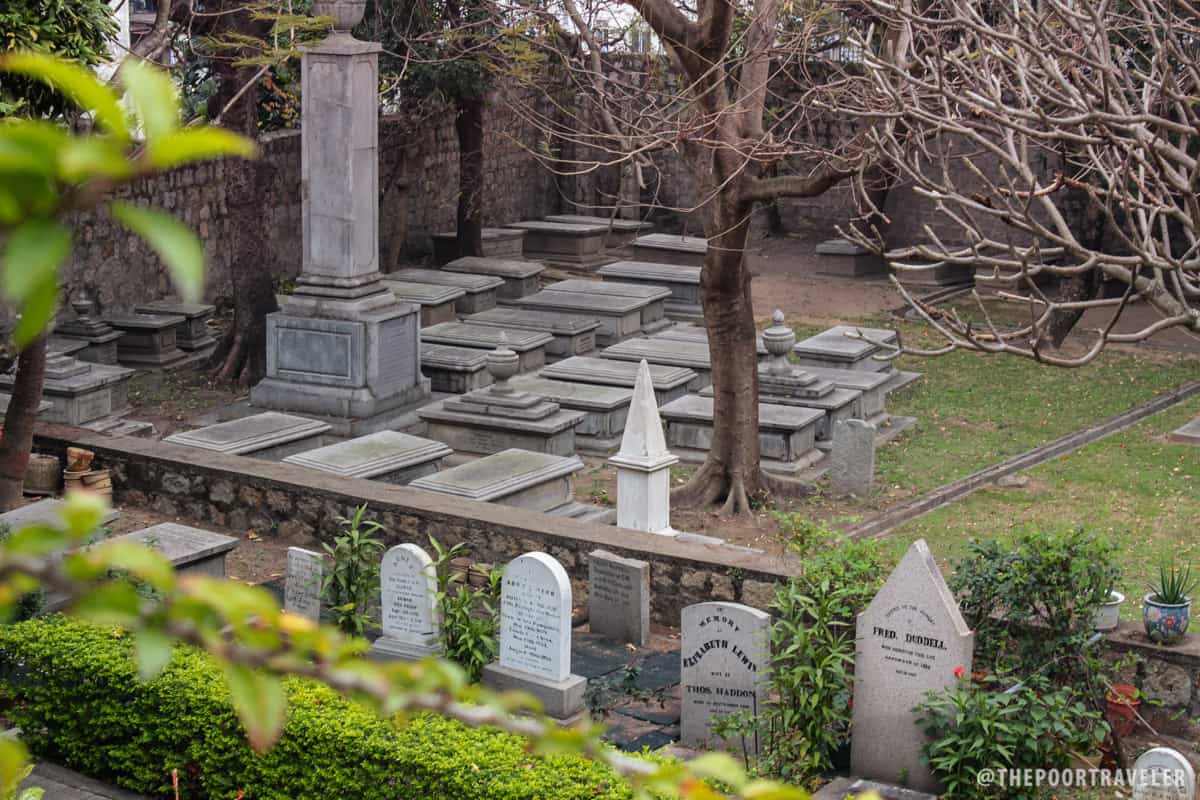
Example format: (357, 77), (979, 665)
(883, 395), (1200, 620)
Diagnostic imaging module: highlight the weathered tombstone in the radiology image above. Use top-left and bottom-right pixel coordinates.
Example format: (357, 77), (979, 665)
(831, 418), (876, 496)
(284, 547), (323, 622)
(1132, 747), (1196, 800)
(369, 544), (443, 661)
(481, 552), (586, 722)
(680, 602), (771, 753)
(588, 550), (650, 646)
(851, 539), (974, 793)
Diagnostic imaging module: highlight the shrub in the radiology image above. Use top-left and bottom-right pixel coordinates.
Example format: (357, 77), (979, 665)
(0, 617), (641, 800)
(428, 537), (502, 682)
(322, 504), (385, 636)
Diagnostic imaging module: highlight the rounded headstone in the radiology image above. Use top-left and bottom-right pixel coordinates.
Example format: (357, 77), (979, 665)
(380, 543), (440, 646)
(1132, 747), (1195, 800)
(498, 552), (573, 683)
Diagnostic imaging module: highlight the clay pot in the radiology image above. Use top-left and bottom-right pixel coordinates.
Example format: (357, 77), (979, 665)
(66, 447), (94, 472)
(1105, 684), (1140, 737)
(63, 469), (88, 494)
(81, 469), (112, 499)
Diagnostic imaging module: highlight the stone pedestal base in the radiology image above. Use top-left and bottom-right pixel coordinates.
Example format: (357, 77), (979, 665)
(368, 635), (443, 662)
(481, 662), (586, 722)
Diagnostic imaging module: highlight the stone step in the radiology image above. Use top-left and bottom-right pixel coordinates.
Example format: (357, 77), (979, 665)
(540, 356), (695, 406)
(283, 430), (451, 484)
(386, 268), (504, 315)
(443, 257), (545, 299)
(409, 448), (584, 513)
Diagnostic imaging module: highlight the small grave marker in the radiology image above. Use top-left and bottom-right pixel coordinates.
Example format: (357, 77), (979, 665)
(370, 543), (442, 660)
(284, 547), (323, 622)
(1132, 747), (1195, 800)
(588, 549), (650, 646)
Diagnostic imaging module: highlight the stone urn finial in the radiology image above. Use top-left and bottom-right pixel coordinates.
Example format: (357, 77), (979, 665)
(486, 333), (520, 394)
(762, 309), (797, 374)
(312, 0), (366, 33)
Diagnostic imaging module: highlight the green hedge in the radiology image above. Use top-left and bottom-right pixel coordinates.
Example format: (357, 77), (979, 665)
(0, 617), (637, 800)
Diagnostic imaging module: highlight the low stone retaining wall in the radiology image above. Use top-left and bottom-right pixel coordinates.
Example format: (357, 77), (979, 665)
(1107, 622), (1200, 716)
(32, 424), (798, 623)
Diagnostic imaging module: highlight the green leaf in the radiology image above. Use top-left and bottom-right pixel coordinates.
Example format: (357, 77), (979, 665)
(3, 219), (70, 302)
(118, 60), (178, 141)
(0, 738), (31, 800)
(146, 127), (257, 171)
(110, 202), (204, 302)
(10, 272), (59, 350)
(223, 663), (287, 752)
(134, 628), (173, 681)
(91, 541), (177, 592)
(1, 53), (129, 141)
(57, 489), (110, 537)
(58, 137), (134, 182)
(2, 524), (70, 558)
(686, 753), (746, 790)
(0, 121), (69, 177)
(72, 581), (142, 626)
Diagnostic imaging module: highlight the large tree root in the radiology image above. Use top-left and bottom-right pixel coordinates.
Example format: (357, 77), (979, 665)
(670, 460), (815, 516)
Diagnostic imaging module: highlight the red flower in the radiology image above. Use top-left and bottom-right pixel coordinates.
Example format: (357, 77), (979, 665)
(954, 666), (966, 678)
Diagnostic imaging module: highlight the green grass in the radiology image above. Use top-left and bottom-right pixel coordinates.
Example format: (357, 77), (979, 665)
(885, 396), (1200, 620)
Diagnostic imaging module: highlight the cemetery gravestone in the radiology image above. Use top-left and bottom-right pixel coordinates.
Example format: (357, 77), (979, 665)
(369, 544), (442, 660)
(680, 602), (771, 753)
(285, 547), (323, 622)
(482, 552), (586, 721)
(851, 539), (973, 794)
(830, 418), (876, 496)
(588, 550), (650, 646)
(1132, 747), (1195, 800)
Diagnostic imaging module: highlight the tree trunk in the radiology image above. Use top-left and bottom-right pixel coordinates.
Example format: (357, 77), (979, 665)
(0, 337), (47, 511)
(210, 159), (279, 387)
(455, 95), (485, 258)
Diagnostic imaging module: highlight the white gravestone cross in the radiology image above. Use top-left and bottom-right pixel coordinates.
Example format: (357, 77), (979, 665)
(284, 547), (323, 622)
(498, 552), (573, 683)
(850, 539), (974, 794)
(680, 601), (771, 753)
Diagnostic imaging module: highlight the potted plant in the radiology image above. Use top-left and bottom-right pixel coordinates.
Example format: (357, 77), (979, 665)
(1092, 590), (1125, 632)
(1143, 560), (1196, 645)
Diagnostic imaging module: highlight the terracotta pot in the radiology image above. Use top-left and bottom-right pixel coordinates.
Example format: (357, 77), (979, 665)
(66, 447), (94, 472)
(1105, 684), (1140, 737)
(63, 468), (88, 494)
(81, 469), (112, 499)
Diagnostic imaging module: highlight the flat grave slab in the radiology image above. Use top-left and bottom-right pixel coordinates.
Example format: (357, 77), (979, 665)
(631, 233), (707, 267)
(1169, 417), (1200, 445)
(510, 374), (633, 455)
(135, 301), (217, 351)
(506, 221), (614, 270)
(283, 430), (451, 484)
(543, 278), (672, 333)
(420, 322), (553, 372)
(410, 448), (584, 513)
(599, 338), (713, 390)
(652, 325), (768, 356)
(543, 215), (653, 248)
(660, 394), (825, 475)
(387, 268), (504, 314)
(699, 382), (860, 439)
(541, 356), (695, 406)
(814, 238), (888, 278)
(112, 523), (238, 578)
(513, 289), (652, 345)
(798, 365), (892, 420)
(382, 280), (465, 327)
(793, 325), (897, 373)
(0, 497), (120, 531)
(106, 313), (188, 368)
(431, 227), (525, 264)
(465, 307), (598, 359)
(420, 342), (492, 393)
(165, 411), (331, 460)
(418, 398), (585, 457)
(443, 257), (545, 299)
(597, 261), (702, 318)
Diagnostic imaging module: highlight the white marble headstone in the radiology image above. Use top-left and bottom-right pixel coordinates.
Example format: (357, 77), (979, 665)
(1133, 747), (1195, 800)
(284, 547), (323, 621)
(680, 601), (771, 753)
(850, 539), (974, 793)
(381, 543), (440, 646)
(498, 552), (572, 683)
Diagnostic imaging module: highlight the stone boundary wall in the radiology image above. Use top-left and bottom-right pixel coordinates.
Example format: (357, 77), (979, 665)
(31, 424), (796, 624)
(1107, 623), (1200, 716)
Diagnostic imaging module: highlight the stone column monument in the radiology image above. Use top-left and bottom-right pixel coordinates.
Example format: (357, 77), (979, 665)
(609, 360), (678, 534)
(251, 0), (428, 432)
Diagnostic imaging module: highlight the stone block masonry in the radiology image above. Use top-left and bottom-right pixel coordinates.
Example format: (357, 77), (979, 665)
(33, 423), (798, 623)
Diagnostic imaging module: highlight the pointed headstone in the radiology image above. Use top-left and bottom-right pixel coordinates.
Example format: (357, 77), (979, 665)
(851, 539), (974, 793)
(608, 360), (678, 534)
(369, 543), (443, 661)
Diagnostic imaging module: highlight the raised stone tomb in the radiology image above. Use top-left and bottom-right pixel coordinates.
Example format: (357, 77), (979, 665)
(814, 238), (887, 277)
(506, 220), (613, 270)
(660, 394), (825, 475)
(513, 289), (653, 345)
(698, 382), (861, 440)
(135, 300), (217, 351)
(443, 257), (545, 299)
(431, 227), (526, 264)
(387, 267), (504, 315)
(0, 353), (133, 426)
(419, 343), (492, 393)
(597, 261), (702, 319)
(599, 337), (714, 390)
(509, 374), (633, 455)
(631, 233), (708, 267)
(165, 411), (331, 460)
(409, 448), (584, 514)
(542, 278), (672, 334)
(793, 325), (898, 373)
(464, 307), (598, 360)
(113, 523), (238, 579)
(542, 215), (654, 248)
(282, 430), (451, 484)
(420, 322), (553, 372)
(540, 356), (694, 406)
(55, 296), (121, 364)
(381, 279), (465, 326)
(651, 325), (769, 356)
(106, 312), (188, 368)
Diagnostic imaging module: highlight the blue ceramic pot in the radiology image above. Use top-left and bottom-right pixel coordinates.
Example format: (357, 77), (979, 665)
(1143, 594), (1191, 645)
